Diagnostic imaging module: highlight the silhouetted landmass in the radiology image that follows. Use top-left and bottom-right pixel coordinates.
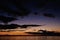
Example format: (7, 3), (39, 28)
(26, 30), (60, 36)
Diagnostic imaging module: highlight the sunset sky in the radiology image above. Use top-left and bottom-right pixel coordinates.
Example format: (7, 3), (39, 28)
(0, 0), (60, 32)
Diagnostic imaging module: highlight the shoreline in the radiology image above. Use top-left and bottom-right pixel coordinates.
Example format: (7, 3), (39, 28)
(0, 34), (60, 36)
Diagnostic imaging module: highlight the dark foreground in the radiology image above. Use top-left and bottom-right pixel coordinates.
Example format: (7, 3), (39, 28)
(0, 36), (60, 40)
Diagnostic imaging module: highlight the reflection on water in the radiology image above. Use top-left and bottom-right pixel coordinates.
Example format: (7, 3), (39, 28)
(0, 36), (60, 40)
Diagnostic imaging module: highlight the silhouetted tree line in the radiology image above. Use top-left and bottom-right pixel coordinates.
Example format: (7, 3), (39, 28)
(26, 30), (60, 36)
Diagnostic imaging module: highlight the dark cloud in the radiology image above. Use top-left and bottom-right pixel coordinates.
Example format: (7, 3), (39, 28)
(0, 0), (59, 17)
(0, 16), (17, 24)
(34, 12), (39, 15)
(19, 24), (43, 28)
(0, 0), (60, 29)
(43, 13), (55, 18)
(0, 24), (17, 29)
(0, 24), (43, 29)
(34, 0), (48, 8)
(0, 0), (31, 17)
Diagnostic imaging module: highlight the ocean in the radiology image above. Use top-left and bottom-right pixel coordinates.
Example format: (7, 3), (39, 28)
(0, 36), (60, 40)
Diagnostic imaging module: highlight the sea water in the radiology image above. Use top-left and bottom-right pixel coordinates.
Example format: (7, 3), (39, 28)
(0, 36), (60, 40)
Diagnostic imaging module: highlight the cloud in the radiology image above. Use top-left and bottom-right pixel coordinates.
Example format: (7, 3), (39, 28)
(19, 24), (43, 28)
(43, 13), (55, 18)
(0, 16), (17, 24)
(33, 0), (48, 8)
(0, 24), (43, 29)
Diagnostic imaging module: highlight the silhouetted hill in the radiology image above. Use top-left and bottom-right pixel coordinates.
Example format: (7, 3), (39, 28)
(26, 30), (60, 36)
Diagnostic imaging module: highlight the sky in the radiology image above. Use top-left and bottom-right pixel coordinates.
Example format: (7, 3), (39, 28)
(0, 0), (60, 32)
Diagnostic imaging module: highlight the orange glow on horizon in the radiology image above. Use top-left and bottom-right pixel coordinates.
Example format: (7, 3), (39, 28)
(0, 31), (32, 35)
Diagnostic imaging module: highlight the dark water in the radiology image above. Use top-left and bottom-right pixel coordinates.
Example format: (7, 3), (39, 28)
(0, 36), (60, 40)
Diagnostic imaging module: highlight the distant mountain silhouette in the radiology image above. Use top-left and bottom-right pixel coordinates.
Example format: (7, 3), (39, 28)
(26, 30), (60, 36)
